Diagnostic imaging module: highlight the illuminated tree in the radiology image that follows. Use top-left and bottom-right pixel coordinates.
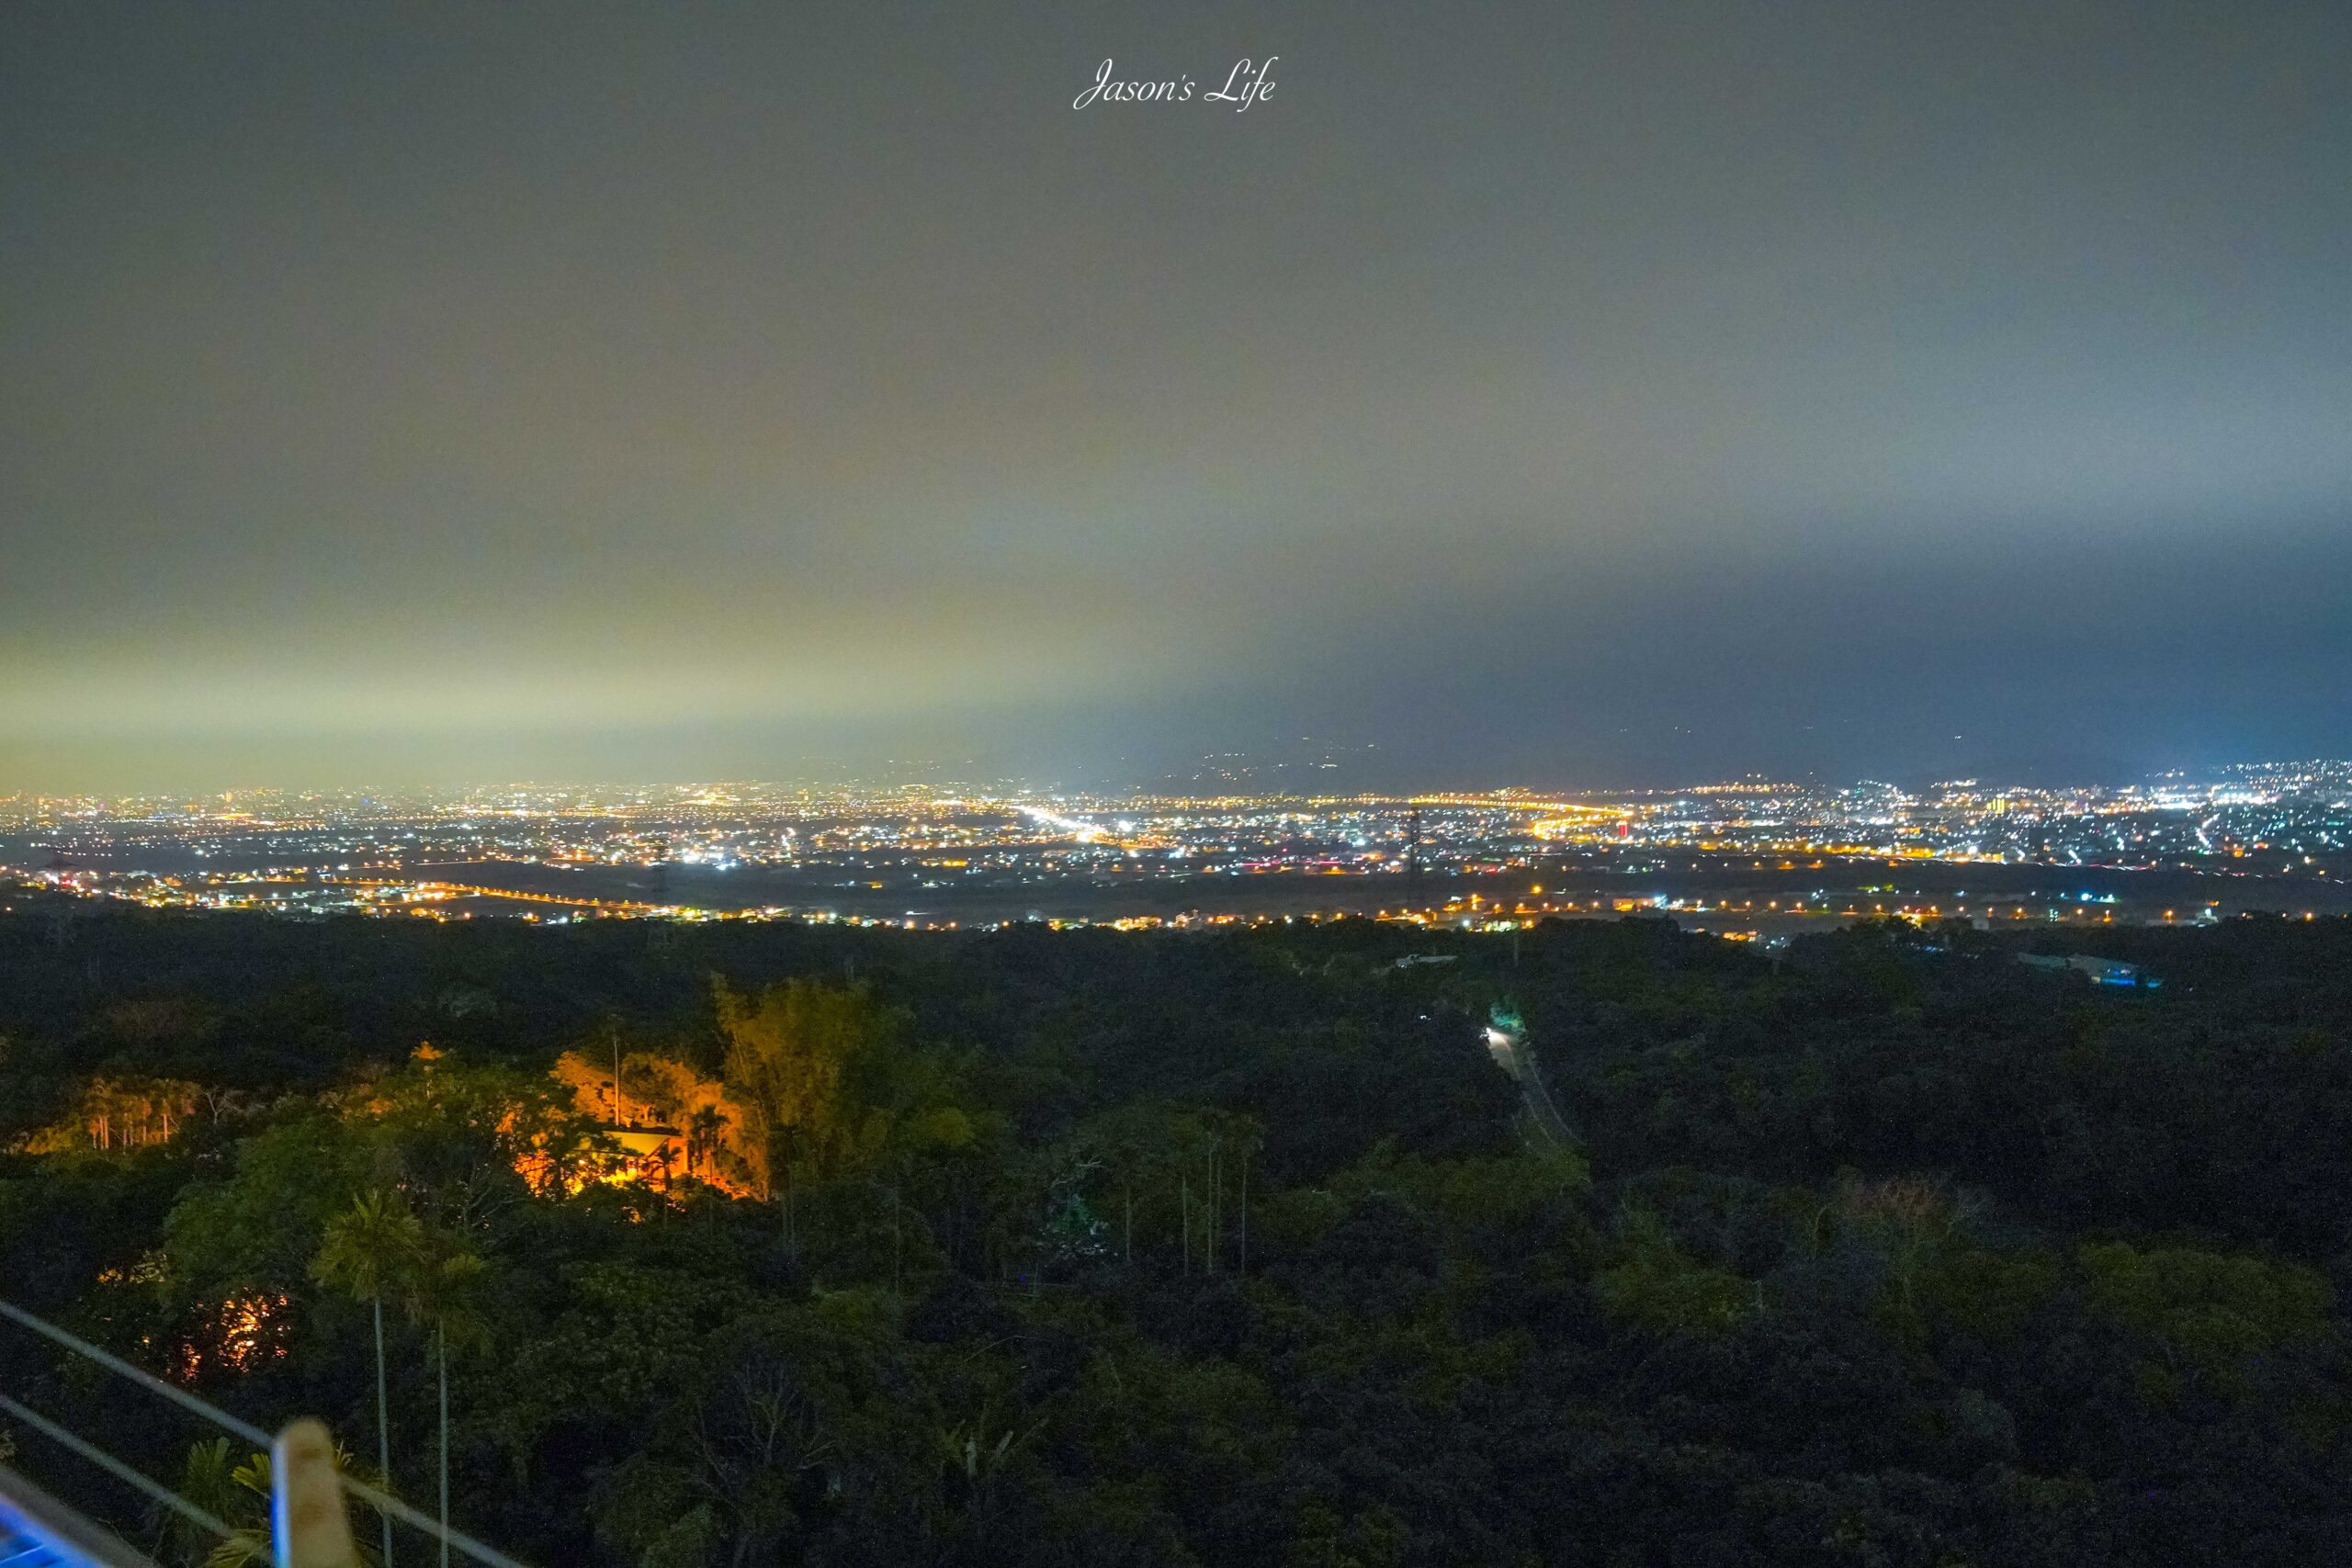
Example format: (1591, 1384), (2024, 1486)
(716, 977), (894, 1247)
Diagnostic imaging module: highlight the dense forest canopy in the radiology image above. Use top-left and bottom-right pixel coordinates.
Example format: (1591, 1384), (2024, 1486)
(4, 896), (2351, 1566)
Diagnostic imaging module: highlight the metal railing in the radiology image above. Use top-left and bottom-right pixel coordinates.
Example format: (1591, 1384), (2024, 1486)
(0, 1301), (531, 1568)
(0, 1462), (159, 1568)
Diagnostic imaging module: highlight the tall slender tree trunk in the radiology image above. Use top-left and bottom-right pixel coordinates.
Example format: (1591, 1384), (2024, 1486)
(1207, 1147), (1219, 1274)
(1204, 1151), (1214, 1274)
(1238, 1147), (1249, 1277)
(374, 1297), (394, 1568)
(1181, 1178), (1190, 1275)
(438, 1326), (449, 1568)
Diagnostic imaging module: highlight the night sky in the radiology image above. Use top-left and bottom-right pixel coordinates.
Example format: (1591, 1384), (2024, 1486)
(4, 2), (2347, 793)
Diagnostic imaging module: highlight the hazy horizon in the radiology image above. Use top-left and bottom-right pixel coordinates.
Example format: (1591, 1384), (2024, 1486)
(4, 744), (2341, 805)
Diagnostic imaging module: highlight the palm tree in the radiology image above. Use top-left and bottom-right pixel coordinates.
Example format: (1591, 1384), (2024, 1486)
(175, 1436), (379, 1568)
(685, 1104), (726, 1177)
(404, 1229), (487, 1568)
(168, 1436), (258, 1568)
(312, 1190), (424, 1568)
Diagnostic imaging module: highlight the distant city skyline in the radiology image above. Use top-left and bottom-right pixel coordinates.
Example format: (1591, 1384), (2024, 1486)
(11, 756), (2349, 932)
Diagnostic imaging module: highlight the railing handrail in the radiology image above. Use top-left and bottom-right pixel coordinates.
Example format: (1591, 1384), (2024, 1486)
(0, 1299), (534, 1568)
(0, 1463), (159, 1568)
